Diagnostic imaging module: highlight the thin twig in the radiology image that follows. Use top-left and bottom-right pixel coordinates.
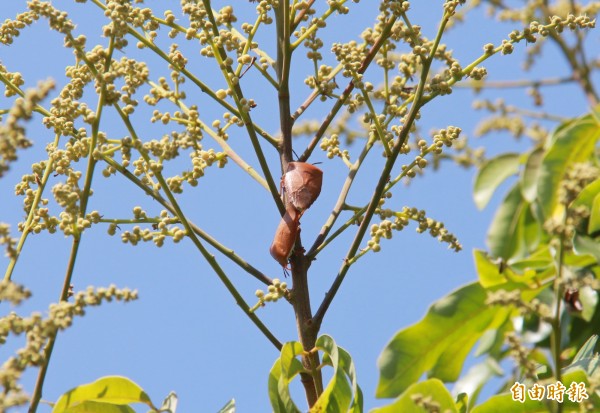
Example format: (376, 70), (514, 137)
(29, 36), (116, 413)
(298, 14), (399, 162)
(313, 9), (452, 328)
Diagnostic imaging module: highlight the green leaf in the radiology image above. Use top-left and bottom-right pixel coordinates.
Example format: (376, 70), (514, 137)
(455, 393), (468, 413)
(313, 335), (363, 413)
(52, 376), (155, 413)
(508, 247), (553, 272)
(376, 283), (511, 398)
(578, 286), (599, 322)
(537, 115), (600, 218)
(473, 249), (507, 288)
(588, 193), (600, 234)
(572, 177), (600, 210)
(520, 147), (545, 202)
(487, 184), (526, 259)
(452, 358), (503, 409)
(562, 335), (600, 377)
(60, 401), (135, 413)
(268, 342), (304, 413)
(216, 399), (235, 413)
(474, 153), (521, 210)
(572, 335), (598, 363)
(370, 379), (457, 413)
(573, 235), (600, 263)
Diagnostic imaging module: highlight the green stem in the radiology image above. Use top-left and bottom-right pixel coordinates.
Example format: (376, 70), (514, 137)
(4, 135), (59, 281)
(28, 237), (81, 413)
(298, 14), (399, 162)
(29, 35), (115, 413)
(110, 109), (274, 288)
(306, 139), (375, 258)
(551, 211), (568, 413)
(201, 0), (285, 215)
(361, 89), (392, 157)
(313, 8), (452, 327)
(87, 0), (279, 148)
(275, 0), (323, 407)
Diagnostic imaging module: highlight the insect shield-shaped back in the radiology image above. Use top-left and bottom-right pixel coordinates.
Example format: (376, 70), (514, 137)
(269, 206), (300, 268)
(284, 162), (323, 213)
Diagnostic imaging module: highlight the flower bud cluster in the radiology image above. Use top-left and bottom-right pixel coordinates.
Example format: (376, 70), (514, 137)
(301, 30), (324, 63)
(332, 41), (368, 81)
(504, 332), (539, 380)
(544, 163), (600, 248)
(0, 281), (31, 306)
(112, 209), (185, 247)
(320, 134), (350, 160)
(0, 283), (137, 410)
(253, 1), (278, 25)
(472, 99), (533, 139)
(0, 224), (17, 260)
(304, 66), (338, 100)
(103, 0), (153, 49)
(368, 206), (461, 253)
(560, 163), (600, 206)
(0, 79), (55, 178)
(487, 289), (552, 321)
(251, 278), (288, 311)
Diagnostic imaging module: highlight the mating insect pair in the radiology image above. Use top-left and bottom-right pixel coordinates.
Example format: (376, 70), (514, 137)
(269, 162), (323, 268)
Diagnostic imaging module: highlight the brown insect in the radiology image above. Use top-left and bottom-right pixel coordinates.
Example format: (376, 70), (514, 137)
(269, 206), (300, 268)
(270, 161), (323, 268)
(564, 288), (583, 312)
(283, 162), (323, 214)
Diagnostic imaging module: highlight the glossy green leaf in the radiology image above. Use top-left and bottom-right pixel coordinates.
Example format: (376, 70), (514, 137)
(313, 335), (363, 413)
(59, 401), (135, 413)
(216, 398), (235, 413)
(573, 235), (600, 263)
(452, 358), (503, 409)
(473, 249), (551, 289)
(474, 153), (521, 210)
(588, 193), (600, 234)
(455, 393), (468, 413)
(519, 202), (542, 254)
(376, 283), (511, 398)
(508, 247), (553, 272)
(371, 379), (457, 413)
(268, 342), (304, 413)
(578, 286), (599, 322)
(572, 177), (600, 209)
(52, 376), (155, 413)
(520, 147), (545, 202)
(473, 249), (507, 288)
(537, 115), (600, 218)
(487, 184), (526, 259)
(563, 335), (600, 377)
(336, 344), (363, 413)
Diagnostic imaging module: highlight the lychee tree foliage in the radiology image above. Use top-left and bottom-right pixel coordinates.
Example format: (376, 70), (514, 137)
(0, 0), (599, 412)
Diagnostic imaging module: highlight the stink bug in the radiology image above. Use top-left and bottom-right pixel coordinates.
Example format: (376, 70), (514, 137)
(283, 162), (323, 213)
(269, 206), (300, 268)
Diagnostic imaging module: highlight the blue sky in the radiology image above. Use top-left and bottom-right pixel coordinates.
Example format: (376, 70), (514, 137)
(0, 1), (597, 412)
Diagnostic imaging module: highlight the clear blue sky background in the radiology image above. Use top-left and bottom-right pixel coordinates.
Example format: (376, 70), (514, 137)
(0, 1), (597, 412)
